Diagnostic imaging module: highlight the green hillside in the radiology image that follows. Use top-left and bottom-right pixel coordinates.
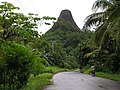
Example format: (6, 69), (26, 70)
(44, 9), (94, 69)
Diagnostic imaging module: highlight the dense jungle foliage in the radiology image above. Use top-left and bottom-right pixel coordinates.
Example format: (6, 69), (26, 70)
(83, 0), (120, 73)
(44, 18), (94, 69)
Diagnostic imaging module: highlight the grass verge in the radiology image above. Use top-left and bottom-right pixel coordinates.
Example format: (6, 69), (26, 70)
(81, 67), (120, 81)
(20, 73), (53, 90)
(20, 67), (67, 90)
(96, 72), (120, 81)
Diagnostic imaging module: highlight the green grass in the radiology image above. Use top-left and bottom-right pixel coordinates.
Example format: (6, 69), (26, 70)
(96, 72), (120, 81)
(80, 66), (91, 74)
(81, 67), (120, 81)
(43, 66), (66, 74)
(20, 73), (53, 90)
(20, 66), (67, 90)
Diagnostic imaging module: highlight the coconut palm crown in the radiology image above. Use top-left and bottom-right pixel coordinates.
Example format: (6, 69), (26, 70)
(84, 0), (120, 47)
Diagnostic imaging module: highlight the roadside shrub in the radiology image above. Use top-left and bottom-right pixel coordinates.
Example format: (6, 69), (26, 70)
(0, 42), (35, 90)
(81, 66), (91, 74)
(43, 67), (64, 74)
(31, 56), (45, 77)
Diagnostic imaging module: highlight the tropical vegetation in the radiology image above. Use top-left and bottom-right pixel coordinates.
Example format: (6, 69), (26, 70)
(0, 2), (59, 90)
(0, 0), (120, 90)
(83, 0), (120, 73)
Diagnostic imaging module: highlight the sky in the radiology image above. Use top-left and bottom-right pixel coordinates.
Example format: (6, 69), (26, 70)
(0, 0), (96, 34)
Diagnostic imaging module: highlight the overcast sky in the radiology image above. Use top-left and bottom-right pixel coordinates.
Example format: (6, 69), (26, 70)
(0, 0), (96, 33)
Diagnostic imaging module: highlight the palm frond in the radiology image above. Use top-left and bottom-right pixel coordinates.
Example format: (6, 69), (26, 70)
(107, 6), (120, 22)
(94, 21), (108, 46)
(99, 17), (120, 52)
(100, 31), (110, 51)
(92, 0), (113, 12)
(93, 5), (119, 45)
(109, 0), (117, 5)
(84, 12), (108, 28)
(111, 0), (120, 6)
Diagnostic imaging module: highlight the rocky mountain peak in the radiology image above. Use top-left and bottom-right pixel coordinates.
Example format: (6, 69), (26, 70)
(58, 9), (80, 30)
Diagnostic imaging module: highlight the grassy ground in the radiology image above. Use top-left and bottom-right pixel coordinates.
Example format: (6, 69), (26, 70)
(20, 73), (53, 90)
(20, 67), (67, 90)
(96, 72), (120, 81)
(81, 67), (120, 81)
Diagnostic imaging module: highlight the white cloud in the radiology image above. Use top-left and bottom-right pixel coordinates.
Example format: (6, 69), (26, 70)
(0, 0), (96, 33)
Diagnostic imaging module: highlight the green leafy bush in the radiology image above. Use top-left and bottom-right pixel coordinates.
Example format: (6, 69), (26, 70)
(80, 66), (91, 74)
(0, 42), (35, 89)
(31, 57), (45, 77)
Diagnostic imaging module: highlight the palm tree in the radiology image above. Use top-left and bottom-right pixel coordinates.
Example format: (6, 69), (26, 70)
(84, 0), (120, 48)
(83, 0), (120, 73)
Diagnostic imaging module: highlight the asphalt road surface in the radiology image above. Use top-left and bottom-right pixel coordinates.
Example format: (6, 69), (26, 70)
(44, 72), (120, 90)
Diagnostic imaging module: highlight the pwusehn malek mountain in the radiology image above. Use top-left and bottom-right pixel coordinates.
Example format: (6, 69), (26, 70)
(45, 9), (82, 48)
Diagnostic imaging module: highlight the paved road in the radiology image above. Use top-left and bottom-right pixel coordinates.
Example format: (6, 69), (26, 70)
(44, 72), (120, 90)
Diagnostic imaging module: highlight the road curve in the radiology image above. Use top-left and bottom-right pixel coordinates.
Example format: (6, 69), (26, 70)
(44, 72), (120, 90)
